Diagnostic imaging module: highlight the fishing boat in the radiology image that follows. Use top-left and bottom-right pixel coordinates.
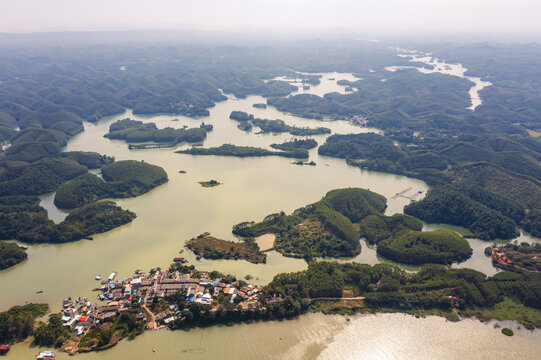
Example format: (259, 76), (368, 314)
(36, 350), (55, 359)
(95, 275), (101, 280)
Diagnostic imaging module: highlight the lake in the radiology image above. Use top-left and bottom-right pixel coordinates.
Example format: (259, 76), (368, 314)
(1, 69), (539, 359)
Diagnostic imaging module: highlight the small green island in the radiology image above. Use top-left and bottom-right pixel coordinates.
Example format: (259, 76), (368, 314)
(54, 160), (168, 209)
(186, 233), (266, 263)
(198, 180), (221, 187)
(176, 144), (309, 158)
(271, 138), (318, 151)
(0, 242), (28, 270)
(229, 111), (331, 136)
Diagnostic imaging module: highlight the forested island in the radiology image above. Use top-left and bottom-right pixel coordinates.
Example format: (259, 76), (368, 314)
(229, 111), (331, 136)
(176, 144), (309, 158)
(104, 118), (207, 146)
(0, 142), (140, 252)
(233, 188), (472, 264)
(186, 233), (266, 264)
(270, 138), (318, 151)
(55, 160), (168, 209)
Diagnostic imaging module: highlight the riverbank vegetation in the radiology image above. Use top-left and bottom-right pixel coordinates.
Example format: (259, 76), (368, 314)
(0, 303), (49, 345)
(55, 160), (168, 209)
(264, 261), (541, 329)
(186, 234), (266, 264)
(176, 144), (309, 159)
(0, 242), (27, 270)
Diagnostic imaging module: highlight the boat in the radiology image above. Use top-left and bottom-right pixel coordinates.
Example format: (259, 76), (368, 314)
(0, 344), (10, 355)
(36, 290), (43, 294)
(107, 271), (117, 281)
(36, 351), (55, 359)
(18, 244), (28, 250)
(62, 298), (71, 308)
(95, 275), (101, 280)
(173, 257), (187, 263)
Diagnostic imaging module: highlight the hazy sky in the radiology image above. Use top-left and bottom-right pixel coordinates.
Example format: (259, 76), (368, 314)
(0, 0), (539, 34)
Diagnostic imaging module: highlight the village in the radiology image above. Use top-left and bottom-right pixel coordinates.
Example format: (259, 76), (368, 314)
(53, 263), (263, 356)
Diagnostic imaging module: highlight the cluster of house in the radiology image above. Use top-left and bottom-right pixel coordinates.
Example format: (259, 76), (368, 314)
(348, 115), (367, 127)
(58, 266), (263, 339)
(60, 293), (146, 338)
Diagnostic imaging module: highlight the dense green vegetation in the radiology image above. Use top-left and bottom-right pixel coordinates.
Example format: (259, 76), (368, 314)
(359, 214), (423, 244)
(522, 210), (541, 237)
(55, 151), (114, 169)
(104, 118), (207, 145)
(0, 158), (87, 196)
(377, 229), (472, 265)
(265, 261), (541, 328)
(0, 242), (27, 270)
(404, 186), (520, 240)
(318, 131), (541, 240)
(270, 138), (318, 151)
(186, 234), (266, 264)
(229, 111), (330, 136)
(176, 144), (309, 158)
(0, 303), (49, 344)
(234, 188), (470, 265)
(0, 200), (135, 244)
(319, 132), (403, 162)
(5, 128), (68, 162)
(54, 160), (168, 208)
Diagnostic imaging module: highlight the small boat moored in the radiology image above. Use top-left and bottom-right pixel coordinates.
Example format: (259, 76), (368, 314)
(95, 275), (101, 280)
(0, 344), (10, 355)
(36, 350), (55, 359)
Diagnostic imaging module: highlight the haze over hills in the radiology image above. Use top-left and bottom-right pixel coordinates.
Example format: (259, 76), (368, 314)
(0, 2), (540, 357)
